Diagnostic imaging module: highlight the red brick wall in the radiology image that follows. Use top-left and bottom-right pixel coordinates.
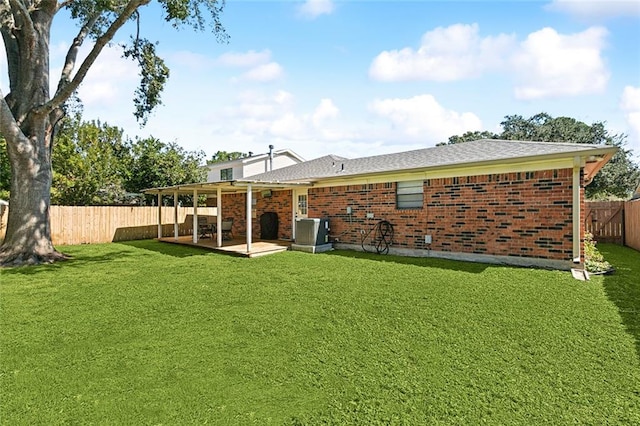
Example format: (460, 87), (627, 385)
(220, 190), (293, 240)
(309, 168), (580, 261)
(255, 190), (293, 239)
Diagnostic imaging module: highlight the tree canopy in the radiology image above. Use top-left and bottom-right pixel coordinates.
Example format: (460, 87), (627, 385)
(207, 151), (248, 164)
(0, 0), (227, 265)
(443, 113), (640, 200)
(48, 110), (206, 206)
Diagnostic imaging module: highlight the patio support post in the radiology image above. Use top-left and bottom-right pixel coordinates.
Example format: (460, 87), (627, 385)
(572, 156), (581, 263)
(157, 193), (162, 239)
(246, 185), (252, 253)
(193, 189), (199, 244)
(216, 187), (222, 248)
(173, 191), (179, 240)
(291, 190), (296, 241)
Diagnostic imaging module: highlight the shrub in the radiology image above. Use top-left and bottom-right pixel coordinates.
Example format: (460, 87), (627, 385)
(584, 232), (613, 273)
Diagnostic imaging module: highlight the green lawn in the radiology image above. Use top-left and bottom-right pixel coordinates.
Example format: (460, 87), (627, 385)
(1, 241), (639, 425)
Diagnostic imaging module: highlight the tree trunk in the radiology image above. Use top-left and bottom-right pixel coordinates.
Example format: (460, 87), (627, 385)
(0, 119), (67, 266)
(0, 6), (67, 267)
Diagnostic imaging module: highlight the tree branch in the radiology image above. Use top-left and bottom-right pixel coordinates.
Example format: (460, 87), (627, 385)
(57, 0), (76, 9)
(40, 0), (151, 114)
(7, 0), (35, 45)
(1, 26), (20, 94)
(0, 87), (32, 154)
(55, 13), (99, 93)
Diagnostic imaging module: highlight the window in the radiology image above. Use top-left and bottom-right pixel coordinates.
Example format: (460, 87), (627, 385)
(297, 194), (308, 215)
(397, 180), (423, 209)
(220, 168), (233, 181)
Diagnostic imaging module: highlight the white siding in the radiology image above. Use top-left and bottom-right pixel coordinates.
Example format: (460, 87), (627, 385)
(272, 155), (299, 170)
(243, 155), (300, 177)
(205, 152), (303, 182)
(244, 159), (270, 177)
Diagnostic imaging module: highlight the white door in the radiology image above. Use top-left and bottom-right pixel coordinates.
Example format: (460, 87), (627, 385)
(295, 189), (308, 219)
(293, 188), (308, 241)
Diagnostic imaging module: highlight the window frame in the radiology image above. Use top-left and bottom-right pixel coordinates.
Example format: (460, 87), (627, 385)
(220, 167), (233, 181)
(396, 180), (424, 209)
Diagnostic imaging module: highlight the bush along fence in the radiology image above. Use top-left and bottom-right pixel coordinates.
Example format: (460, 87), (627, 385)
(0, 206), (217, 246)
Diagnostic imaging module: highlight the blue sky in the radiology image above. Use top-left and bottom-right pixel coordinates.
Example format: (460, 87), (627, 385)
(4, 0), (640, 162)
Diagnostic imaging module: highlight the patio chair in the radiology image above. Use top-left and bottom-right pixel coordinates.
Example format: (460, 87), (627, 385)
(198, 216), (213, 239)
(221, 218), (233, 240)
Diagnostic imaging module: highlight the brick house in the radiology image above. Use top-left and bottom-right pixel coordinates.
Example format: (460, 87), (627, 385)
(145, 139), (616, 269)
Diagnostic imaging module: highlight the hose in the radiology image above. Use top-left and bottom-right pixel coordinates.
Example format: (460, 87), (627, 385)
(361, 220), (394, 255)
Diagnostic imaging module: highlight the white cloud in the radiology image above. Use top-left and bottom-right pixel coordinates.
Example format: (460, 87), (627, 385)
(369, 94), (482, 142)
(227, 92), (340, 138)
(217, 49), (284, 83)
(621, 86), (640, 111)
(232, 90), (294, 120)
(511, 26), (609, 100)
(298, 0), (335, 19)
(370, 23), (610, 100)
(621, 86), (640, 153)
(312, 99), (339, 126)
(545, 0), (640, 19)
(369, 23), (516, 82)
(73, 45), (139, 107)
(239, 62), (284, 82)
(217, 49), (272, 67)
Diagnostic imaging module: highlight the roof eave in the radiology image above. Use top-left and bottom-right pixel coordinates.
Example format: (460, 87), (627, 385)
(297, 145), (620, 185)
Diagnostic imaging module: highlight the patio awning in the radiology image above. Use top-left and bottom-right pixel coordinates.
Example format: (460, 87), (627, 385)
(142, 179), (311, 196)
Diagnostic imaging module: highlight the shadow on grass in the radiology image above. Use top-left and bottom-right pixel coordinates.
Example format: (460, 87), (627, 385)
(599, 243), (640, 359)
(1, 240), (210, 277)
(323, 249), (490, 274)
(116, 239), (212, 258)
(0, 249), (137, 276)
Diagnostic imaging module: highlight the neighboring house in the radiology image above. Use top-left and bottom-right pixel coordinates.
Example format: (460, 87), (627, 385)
(206, 147), (304, 182)
(146, 139), (617, 269)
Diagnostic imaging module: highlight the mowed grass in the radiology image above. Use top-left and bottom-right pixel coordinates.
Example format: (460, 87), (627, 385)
(1, 241), (639, 425)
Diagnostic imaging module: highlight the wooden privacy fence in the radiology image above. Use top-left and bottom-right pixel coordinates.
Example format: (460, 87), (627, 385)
(0, 206), (217, 246)
(584, 200), (640, 251)
(585, 201), (625, 244)
(625, 199), (640, 252)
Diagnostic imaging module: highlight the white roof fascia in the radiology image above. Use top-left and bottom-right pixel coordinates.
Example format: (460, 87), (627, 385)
(206, 149), (305, 170)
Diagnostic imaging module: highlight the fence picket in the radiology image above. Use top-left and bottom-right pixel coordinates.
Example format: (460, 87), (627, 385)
(584, 201), (625, 244)
(625, 199), (640, 252)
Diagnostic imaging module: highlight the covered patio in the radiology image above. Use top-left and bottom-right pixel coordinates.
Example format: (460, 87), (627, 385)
(144, 180), (307, 257)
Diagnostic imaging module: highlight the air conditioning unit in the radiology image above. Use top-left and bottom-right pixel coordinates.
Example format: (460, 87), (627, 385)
(293, 218), (332, 253)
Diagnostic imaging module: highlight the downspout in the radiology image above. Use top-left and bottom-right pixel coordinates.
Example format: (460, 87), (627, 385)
(572, 156), (582, 263)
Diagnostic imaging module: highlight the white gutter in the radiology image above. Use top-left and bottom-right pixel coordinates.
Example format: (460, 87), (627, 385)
(572, 156), (582, 263)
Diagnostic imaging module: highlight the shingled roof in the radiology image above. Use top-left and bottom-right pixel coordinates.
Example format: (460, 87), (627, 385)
(239, 139), (616, 184)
